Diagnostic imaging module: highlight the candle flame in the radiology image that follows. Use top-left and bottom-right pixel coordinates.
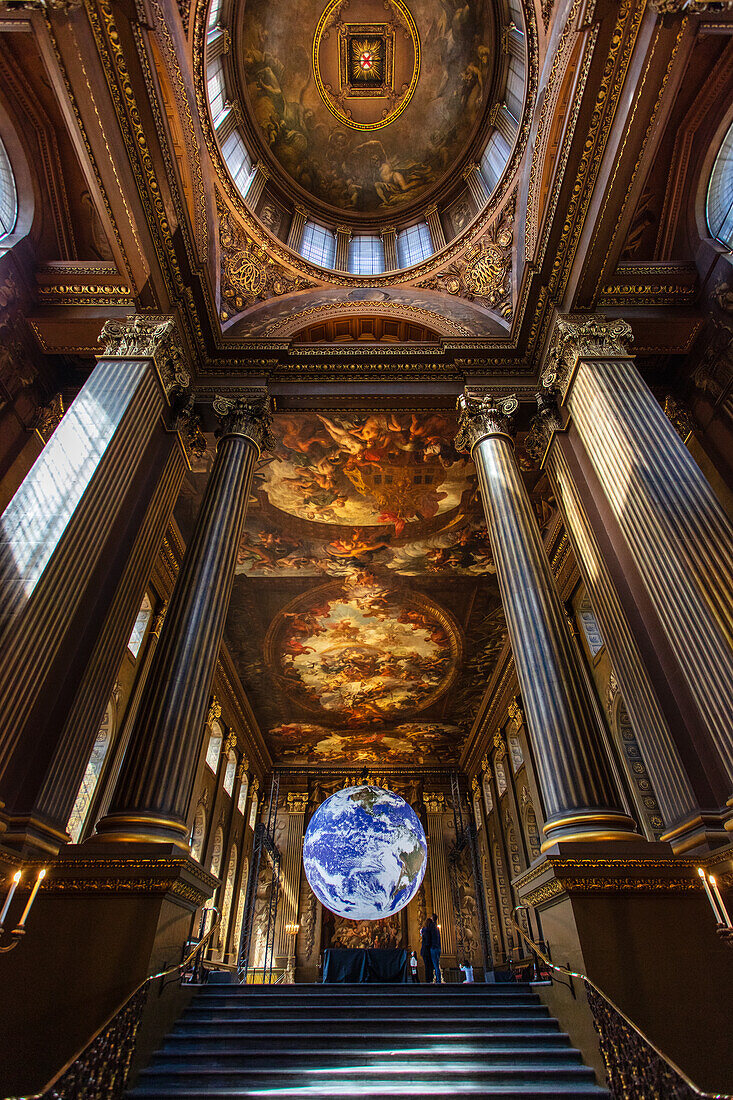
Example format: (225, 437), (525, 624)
(709, 875), (717, 885)
(12, 871), (21, 883)
(697, 867), (706, 878)
(37, 868), (46, 881)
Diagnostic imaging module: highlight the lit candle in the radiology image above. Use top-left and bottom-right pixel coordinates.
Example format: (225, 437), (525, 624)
(708, 875), (733, 930)
(698, 866), (725, 924)
(17, 868), (45, 928)
(0, 870), (21, 926)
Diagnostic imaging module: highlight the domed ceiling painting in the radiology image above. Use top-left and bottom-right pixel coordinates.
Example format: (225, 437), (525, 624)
(177, 411), (555, 766)
(239, 0), (497, 213)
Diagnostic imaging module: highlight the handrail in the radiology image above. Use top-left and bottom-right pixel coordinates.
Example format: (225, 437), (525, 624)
(510, 906), (731, 1100)
(14, 907), (221, 1100)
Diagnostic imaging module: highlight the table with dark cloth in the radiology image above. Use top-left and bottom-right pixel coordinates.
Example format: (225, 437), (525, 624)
(322, 947), (409, 983)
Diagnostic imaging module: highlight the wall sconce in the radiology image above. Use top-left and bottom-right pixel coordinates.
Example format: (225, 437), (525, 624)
(0, 867), (46, 953)
(285, 922), (300, 936)
(698, 866), (733, 946)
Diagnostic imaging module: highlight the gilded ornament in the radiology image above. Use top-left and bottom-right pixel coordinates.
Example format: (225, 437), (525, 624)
(224, 248), (266, 299)
(424, 792), (446, 814)
(207, 697), (222, 725)
(462, 243), (506, 298)
(507, 698), (523, 727)
(99, 315), (191, 401)
(212, 392), (275, 453)
(663, 395), (696, 442)
(33, 394), (65, 444)
(287, 792), (309, 815)
(523, 390), (563, 465)
(455, 390), (519, 453)
(542, 315), (634, 394)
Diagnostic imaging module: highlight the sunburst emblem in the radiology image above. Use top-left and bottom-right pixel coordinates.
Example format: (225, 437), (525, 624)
(351, 38), (383, 82)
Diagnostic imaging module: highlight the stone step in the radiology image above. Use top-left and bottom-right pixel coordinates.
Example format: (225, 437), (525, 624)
(150, 1047), (585, 1068)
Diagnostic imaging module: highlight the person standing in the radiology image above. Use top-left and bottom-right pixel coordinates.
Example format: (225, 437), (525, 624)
(430, 913), (442, 984)
(420, 917), (435, 983)
(409, 950), (420, 983)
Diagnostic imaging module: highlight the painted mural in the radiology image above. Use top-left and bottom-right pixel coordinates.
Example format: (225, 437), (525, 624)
(265, 578), (461, 726)
(177, 411), (556, 767)
(238, 0), (498, 213)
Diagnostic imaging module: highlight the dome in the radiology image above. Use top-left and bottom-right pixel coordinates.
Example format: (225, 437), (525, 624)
(202, 0), (532, 274)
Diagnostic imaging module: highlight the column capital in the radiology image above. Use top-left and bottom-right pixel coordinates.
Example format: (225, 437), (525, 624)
(542, 314), (634, 395)
(524, 390), (563, 466)
(424, 791), (446, 814)
(455, 390), (518, 453)
(212, 391), (274, 454)
(287, 791), (308, 815)
(99, 315), (191, 402)
(335, 225), (352, 239)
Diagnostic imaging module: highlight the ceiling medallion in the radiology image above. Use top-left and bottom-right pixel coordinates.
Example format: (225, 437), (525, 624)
(312, 0), (420, 131)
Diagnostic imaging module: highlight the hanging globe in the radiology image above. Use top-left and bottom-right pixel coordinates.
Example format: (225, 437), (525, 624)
(303, 784), (427, 921)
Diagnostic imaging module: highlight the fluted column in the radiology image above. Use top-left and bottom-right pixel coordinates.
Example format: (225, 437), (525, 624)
(456, 391), (638, 850)
(425, 204), (445, 250)
(525, 392), (712, 849)
(275, 792), (308, 975)
(246, 161), (269, 210)
(335, 225), (351, 272)
(93, 393), (273, 848)
(543, 316), (733, 824)
(381, 226), (398, 271)
(287, 205), (308, 251)
(0, 315), (190, 855)
(424, 792), (455, 957)
(463, 163), (487, 208)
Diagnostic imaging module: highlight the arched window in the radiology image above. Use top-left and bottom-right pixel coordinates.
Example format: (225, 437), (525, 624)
(482, 774), (493, 815)
(127, 592), (152, 658)
(248, 790), (259, 831)
(67, 700), (114, 843)
(220, 844), (237, 957)
(210, 825), (224, 878)
(190, 802), (206, 863)
(0, 134), (17, 243)
(707, 118), (733, 248)
(238, 772), (249, 815)
(206, 718), (223, 772)
(231, 857), (249, 964)
(223, 749), (236, 796)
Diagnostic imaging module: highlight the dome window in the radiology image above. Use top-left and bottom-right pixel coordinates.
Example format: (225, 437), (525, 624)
(397, 222), (433, 268)
(301, 221), (336, 268)
(348, 234), (385, 275)
(0, 135), (17, 242)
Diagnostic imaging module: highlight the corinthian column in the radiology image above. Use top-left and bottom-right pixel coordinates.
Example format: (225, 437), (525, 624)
(456, 391), (638, 850)
(543, 316), (733, 826)
(0, 315), (189, 855)
(93, 393), (273, 849)
(424, 792), (455, 958)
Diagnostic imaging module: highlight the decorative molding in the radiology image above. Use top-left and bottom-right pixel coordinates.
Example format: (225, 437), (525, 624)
(424, 792), (447, 814)
(99, 315), (191, 403)
(286, 792), (309, 815)
(663, 395), (696, 443)
(207, 697), (222, 726)
(33, 393), (65, 444)
(524, 389), (563, 464)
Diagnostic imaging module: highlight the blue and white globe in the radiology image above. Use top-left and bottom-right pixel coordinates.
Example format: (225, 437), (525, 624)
(303, 785), (427, 921)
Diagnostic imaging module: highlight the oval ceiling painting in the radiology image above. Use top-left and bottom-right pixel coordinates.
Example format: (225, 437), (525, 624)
(265, 578), (462, 727)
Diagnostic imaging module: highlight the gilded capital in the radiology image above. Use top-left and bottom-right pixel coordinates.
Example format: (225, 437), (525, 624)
(524, 390), (563, 465)
(542, 315), (634, 395)
(213, 391), (274, 453)
(287, 791), (309, 815)
(99, 315), (191, 401)
(455, 390), (519, 453)
(424, 791), (446, 814)
(33, 393), (65, 444)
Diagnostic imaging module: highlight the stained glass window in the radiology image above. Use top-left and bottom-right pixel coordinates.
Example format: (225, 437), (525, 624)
(301, 222), (336, 269)
(348, 234), (385, 275)
(397, 223), (432, 268)
(707, 120), (733, 249)
(0, 135), (17, 241)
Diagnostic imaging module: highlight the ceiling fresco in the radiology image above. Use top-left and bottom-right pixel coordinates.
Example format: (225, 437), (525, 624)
(177, 411), (555, 767)
(237, 0), (498, 213)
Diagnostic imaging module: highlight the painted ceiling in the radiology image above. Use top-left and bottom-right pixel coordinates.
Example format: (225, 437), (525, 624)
(177, 411), (554, 768)
(236, 0), (498, 214)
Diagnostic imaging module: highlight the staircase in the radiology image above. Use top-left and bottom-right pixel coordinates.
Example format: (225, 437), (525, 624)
(128, 982), (609, 1098)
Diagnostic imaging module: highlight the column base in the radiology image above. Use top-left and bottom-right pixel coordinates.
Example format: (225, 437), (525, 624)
(0, 812), (70, 858)
(661, 809), (731, 854)
(540, 809), (640, 852)
(89, 811), (191, 850)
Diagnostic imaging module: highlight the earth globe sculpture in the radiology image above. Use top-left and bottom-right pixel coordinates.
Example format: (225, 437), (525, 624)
(303, 784), (427, 921)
